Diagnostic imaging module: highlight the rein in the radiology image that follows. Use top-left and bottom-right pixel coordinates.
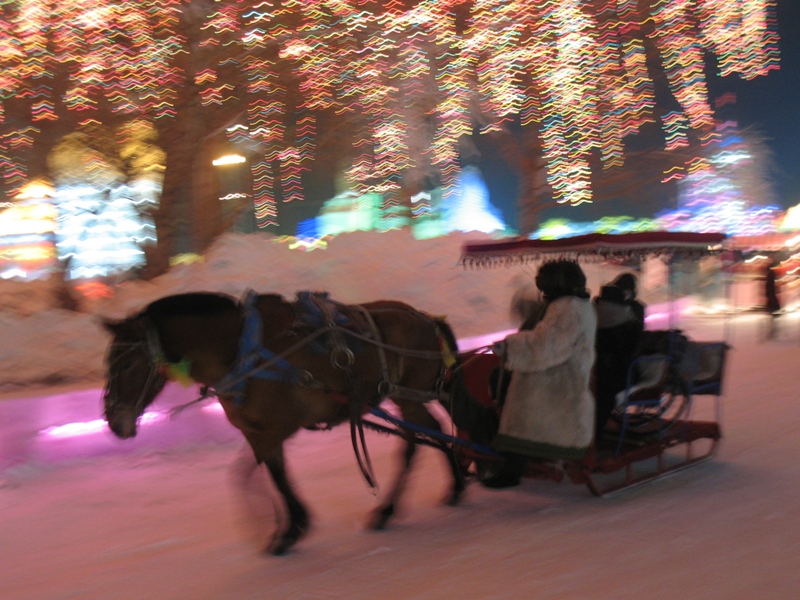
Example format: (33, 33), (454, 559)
(213, 327), (331, 399)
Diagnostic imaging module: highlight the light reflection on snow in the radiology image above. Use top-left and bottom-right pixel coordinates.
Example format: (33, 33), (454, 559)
(39, 411), (166, 439)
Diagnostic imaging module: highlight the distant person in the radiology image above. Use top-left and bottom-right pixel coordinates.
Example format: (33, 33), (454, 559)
(593, 273), (645, 435)
(483, 259), (596, 488)
(764, 256), (781, 339)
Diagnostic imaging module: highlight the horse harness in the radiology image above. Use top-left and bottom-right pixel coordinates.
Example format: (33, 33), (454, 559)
(202, 291), (451, 405)
(142, 290), (454, 488)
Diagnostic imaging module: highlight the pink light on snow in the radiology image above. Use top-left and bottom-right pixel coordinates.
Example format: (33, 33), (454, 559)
(458, 330), (514, 352)
(39, 411), (166, 439)
(645, 312), (671, 322)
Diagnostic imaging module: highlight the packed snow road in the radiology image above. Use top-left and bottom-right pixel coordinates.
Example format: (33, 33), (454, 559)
(2, 314), (799, 599)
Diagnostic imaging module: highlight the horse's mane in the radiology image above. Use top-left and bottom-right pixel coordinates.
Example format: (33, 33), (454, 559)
(435, 318), (459, 354)
(145, 292), (240, 320)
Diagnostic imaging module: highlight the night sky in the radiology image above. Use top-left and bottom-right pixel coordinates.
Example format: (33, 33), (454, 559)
(724, 0), (800, 208)
(485, 0), (800, 230)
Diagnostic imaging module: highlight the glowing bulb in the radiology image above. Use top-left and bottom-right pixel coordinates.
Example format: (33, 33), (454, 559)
(212, 154), (246, 166)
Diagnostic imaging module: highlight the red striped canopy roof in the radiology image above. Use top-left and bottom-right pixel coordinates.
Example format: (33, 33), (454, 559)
(460, 231), (727, 268)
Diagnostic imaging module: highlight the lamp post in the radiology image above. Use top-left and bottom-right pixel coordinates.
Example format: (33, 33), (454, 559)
(212, 153), (254, 233)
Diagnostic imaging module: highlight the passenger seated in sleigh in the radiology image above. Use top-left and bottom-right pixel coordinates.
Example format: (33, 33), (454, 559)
(593, 273), (645, 436)
(481, 259), (597, 489)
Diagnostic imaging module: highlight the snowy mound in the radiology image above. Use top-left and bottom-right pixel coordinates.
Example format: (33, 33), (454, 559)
(101, 230), (529, 333)
(1, 230), (531, 390)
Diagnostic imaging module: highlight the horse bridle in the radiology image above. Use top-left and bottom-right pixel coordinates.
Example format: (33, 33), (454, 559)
(104, 325), (165, 418)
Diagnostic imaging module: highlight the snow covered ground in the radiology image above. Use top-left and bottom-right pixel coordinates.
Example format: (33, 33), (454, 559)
(2, 314), (800, 599)
(2, 230), (800, 598)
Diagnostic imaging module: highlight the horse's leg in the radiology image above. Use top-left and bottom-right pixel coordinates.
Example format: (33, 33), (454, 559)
(370, 401), (466, 530)
(263, 446), (310, 556)
(410, 407), (467, 507)
(370, 430), (416, 530)
(220, 384), (322, 556)
(229, 418), (311, 555)
(435, 439), (468, 506)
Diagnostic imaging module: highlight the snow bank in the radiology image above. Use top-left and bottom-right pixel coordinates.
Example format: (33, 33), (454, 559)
(0, 229), (663, 390)
(1, 231), (527, 389)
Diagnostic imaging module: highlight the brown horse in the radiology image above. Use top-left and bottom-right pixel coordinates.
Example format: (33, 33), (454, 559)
(102, 290), (465, 554)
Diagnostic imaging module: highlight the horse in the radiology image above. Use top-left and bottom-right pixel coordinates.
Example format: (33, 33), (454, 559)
(102, 290), (465, 555)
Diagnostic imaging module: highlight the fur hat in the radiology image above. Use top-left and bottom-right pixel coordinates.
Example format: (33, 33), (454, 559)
(612, 273), (637, 298)
(535, 260), (588, 300)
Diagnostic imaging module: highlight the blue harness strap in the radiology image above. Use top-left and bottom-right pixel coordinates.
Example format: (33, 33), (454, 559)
(295, 290), (366, 354)
(213, 290), (303, 404)
(296, 291), (349, 327)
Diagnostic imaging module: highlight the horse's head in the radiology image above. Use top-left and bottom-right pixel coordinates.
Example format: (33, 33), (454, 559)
(102, 315), (167, 439)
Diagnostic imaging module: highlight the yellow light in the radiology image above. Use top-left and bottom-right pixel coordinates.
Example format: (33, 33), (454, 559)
(169, 253), (204, 266)
(15, 181), (55, 200)
(781, 205), (800, 231)
(287, 238), (328, 251)
(0, 203), (58, 236)
(212, 154), (246, 166)
(0, 245), (54, 261)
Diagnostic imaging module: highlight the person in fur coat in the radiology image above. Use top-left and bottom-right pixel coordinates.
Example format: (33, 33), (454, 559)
(484, 259), (597, 488)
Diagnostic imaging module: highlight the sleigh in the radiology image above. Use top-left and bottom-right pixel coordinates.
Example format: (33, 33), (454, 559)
(366, 231), (730, 497)
(443, 337), (728, 497)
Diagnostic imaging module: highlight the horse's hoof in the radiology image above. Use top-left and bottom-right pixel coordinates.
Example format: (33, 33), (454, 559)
(444, 488), (465, 507)
(267, 533), (299, 556)
(266, 523), (309, 556)
(369, 505), (394, 530)
(266, 537), (294, 556)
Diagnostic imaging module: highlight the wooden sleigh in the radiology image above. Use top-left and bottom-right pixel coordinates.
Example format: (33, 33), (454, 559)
(457, 230), (730, 496)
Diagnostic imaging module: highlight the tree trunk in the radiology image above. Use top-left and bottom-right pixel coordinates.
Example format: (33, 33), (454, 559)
(141, 98), (204, 279)
(517, 128), (550, 237)
(192, 143), (222, 253)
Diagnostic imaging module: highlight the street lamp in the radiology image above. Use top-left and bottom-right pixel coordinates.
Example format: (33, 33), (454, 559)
(211, 153), (246, 167)
(212, 153), (253, 232)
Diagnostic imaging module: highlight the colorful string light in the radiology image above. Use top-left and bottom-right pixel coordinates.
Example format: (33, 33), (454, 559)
(0, 0), (781, 216)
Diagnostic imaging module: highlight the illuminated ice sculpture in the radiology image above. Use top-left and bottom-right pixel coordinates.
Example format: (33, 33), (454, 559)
(442, 166), (506, 234)
(53, 183), (157, 280)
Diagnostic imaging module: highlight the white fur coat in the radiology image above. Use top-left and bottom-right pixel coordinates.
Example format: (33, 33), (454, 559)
(493, 296), (597, 460)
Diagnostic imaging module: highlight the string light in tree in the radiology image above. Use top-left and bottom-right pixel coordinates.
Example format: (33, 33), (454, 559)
(0, 0), (781, 216)
(662, 111), (691, 152)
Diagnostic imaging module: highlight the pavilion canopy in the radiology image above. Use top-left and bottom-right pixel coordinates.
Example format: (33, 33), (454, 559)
(723, 232), (800, 253)
(459, 232), (728, 269)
